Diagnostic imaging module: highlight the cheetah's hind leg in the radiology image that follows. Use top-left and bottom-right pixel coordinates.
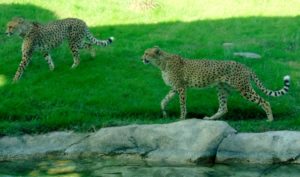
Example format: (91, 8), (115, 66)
(70, 46), (80, 69)
(204, 83), (229, 120)
(81, 42), (96, 58)
(43, 52), (55, 71)
(240, 84), (273, 122)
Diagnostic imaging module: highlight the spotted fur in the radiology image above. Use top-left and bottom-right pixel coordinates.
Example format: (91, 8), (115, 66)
(142, 47), (290, 121)
(5, 17), (114, 82)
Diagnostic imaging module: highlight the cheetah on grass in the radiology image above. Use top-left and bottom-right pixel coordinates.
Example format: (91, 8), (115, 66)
(5, 17), (114, 82)
(141, 47), (290, 122)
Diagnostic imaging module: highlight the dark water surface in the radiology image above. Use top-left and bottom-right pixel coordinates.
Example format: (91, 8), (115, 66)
(0, 157), (299, 177)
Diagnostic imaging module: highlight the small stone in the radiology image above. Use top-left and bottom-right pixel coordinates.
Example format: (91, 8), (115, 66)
(233, 52), (261, 59)
(223, 43), (234, 48)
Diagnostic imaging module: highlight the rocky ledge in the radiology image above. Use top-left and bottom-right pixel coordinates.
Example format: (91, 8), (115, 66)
(0, 119), (300, 165)
(216, 131), (300, 164)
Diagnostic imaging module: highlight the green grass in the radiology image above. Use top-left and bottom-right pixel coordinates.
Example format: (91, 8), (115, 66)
(0, 0), (300, 136)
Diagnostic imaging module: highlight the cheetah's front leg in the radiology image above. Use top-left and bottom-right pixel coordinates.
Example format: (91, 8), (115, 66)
(161, 89), (176, 118)
(177, 88), (187, 120)
(13, 46), (33, 83)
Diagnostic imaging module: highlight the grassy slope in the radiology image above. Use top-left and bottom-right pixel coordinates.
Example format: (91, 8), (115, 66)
(0, 0), (299, 135)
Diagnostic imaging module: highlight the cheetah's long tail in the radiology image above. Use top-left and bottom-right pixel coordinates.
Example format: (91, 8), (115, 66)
(85, 28), (114, 47)
(251, 72), (290, 97)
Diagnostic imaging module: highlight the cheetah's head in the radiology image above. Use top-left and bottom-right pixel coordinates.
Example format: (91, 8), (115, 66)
(142, 46), (163, 64)
(5, 17), (25, 37)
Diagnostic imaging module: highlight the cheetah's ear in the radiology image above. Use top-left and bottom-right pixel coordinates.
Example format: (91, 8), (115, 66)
(153, 46), (161, 55)
(13, 17), (25, 24)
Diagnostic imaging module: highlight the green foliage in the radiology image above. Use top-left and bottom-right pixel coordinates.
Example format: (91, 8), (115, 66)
(0, 1), (299, 135)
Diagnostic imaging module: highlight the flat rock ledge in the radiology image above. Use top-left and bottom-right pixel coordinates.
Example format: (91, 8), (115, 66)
(216, 131), (300, 164)
(1, 119), (300, 165)
(0, 119), (234, 165)
(65, 119), (235, 165)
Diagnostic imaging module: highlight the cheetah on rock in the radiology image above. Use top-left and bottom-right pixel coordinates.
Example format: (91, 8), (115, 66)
(141, 46), (290, 122)
(5, 17), (114, 82)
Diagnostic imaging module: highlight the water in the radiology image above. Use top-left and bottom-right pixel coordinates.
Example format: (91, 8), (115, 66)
(0, 157), (299, 177)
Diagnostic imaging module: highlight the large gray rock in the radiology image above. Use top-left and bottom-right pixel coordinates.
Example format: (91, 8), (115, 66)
(216, 131), (300, 164)
(66, 119), (236, 165)
(0, 131), (89, 161)
(0, 119), (235, 165)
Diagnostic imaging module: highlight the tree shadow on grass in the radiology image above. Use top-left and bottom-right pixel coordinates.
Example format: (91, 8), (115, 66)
(93, 16), (299, 121)
(0, 3), (58, 74)
(0, 3), (299, 135)
(0, 3), (57, 32)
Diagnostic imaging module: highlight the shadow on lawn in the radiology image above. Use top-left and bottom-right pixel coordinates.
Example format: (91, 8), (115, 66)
(0, 3), (299, 126)
(90, 16), (300, 121)
(0, 3), (57, 31)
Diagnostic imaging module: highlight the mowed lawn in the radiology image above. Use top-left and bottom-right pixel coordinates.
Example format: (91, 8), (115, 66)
(0, 0), (299, 135)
